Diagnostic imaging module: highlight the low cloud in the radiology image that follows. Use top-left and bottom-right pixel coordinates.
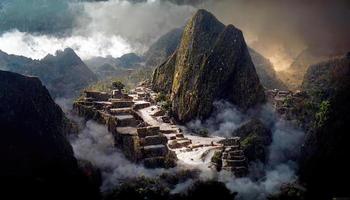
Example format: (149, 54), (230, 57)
(56, 96), (304, 198)
(187, 101), (247, 138)
(69, 120), (171, 191)
(187, 101), (305, 199)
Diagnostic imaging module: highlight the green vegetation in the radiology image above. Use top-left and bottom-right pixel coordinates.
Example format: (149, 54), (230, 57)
(155, 92), (168, 102)
(155, 92), (173, 113)
(315, 100), (331, 128)
(85, 67), (153, 93)
(268, 183), (306, 200)
(282, 96), (293, 107)
(112, 80), (125, 90)
(191, 127), (209, 137)
(197, 129), (209, 137)
(104, 177), (170, 200)
(211, 150), (223, 171)
(104, 178), (235, 200)
(85, 77), (125, 93)
(241, 134), (259, 148)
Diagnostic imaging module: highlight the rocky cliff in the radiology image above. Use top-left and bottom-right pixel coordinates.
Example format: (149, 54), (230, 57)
(0, 70), (99, 199)
(299, 53), (350, 198)
(152, 9), (265, 122)
(150, 27), (285, 90)
(0, 48), (97, 98)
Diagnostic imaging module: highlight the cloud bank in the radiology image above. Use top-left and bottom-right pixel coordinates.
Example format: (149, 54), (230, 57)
(0, 30), (132, 60)
(0, 0), (195, 59)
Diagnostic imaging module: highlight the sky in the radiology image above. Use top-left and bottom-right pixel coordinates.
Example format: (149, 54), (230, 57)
(0, 0), (349, 70)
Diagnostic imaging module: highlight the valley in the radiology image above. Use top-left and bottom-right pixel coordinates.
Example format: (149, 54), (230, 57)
(0, 1), (349, 200)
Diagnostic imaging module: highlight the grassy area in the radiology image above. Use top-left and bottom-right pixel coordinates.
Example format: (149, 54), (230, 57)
(85, 67), (153, 93)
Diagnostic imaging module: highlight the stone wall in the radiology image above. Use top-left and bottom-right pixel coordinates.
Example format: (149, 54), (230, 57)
(73, 90), (176, 168)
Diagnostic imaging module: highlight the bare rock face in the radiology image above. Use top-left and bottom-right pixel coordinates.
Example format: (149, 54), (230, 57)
(152, 9), (265, 122)
(299, 53), (350, 198)
(0, 70), (99, 199)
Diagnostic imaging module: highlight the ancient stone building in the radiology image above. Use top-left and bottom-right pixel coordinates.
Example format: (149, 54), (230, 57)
(73, 89), (176, 168)
(218, 138), (248, 177)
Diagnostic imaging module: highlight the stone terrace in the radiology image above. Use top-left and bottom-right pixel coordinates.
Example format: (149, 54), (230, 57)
(73, 86), (175, 168)
(73, 82), (249, 175)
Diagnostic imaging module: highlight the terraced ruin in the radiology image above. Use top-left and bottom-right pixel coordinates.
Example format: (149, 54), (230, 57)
(73, 82), (248, 175)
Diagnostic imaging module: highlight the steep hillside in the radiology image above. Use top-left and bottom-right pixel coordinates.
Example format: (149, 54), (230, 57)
(299, 53), (350, 198)
(149, 27), (286, 90)
(0, 70), (99, 199)
(152, 9), (265, 122)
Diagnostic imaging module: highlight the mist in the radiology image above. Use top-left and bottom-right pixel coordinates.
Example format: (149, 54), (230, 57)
(55, 97), (166, 191)
(187, 102), (305, 199)
(56, 98), (304, 198)
(187, 101), (247, 138)
(69, 120), (171, 191)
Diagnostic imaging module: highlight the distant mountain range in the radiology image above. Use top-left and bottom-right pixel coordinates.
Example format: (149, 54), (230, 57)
(0, 48), (97, 98)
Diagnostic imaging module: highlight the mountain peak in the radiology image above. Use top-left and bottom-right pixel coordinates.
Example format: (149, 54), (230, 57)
(190, 9), (224, 29)
(153, 10), (265, 122)
(56, 48), (79, 59)
(193, 9), (215, 20)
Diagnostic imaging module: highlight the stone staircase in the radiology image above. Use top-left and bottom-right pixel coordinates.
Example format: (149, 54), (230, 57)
(137, 126), (170, 167)
(221, 138), (248, 177)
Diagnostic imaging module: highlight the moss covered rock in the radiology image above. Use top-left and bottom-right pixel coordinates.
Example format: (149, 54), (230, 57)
(152, 9), (265, 123)
(234, 119), (272, 163)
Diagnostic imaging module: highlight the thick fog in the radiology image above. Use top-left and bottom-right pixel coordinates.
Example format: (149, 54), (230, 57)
(188, 102), (304, 200)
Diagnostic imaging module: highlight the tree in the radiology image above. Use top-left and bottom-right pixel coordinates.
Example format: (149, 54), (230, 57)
(112, 80), (125, 91)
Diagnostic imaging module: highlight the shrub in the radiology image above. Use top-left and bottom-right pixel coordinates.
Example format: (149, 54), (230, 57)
(315, 100), (331, 128)
(112, 80), (125, 90)
(196, 128), (209, 137)
(155, 92), (168, 102)
(211, 151), (223, 171)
